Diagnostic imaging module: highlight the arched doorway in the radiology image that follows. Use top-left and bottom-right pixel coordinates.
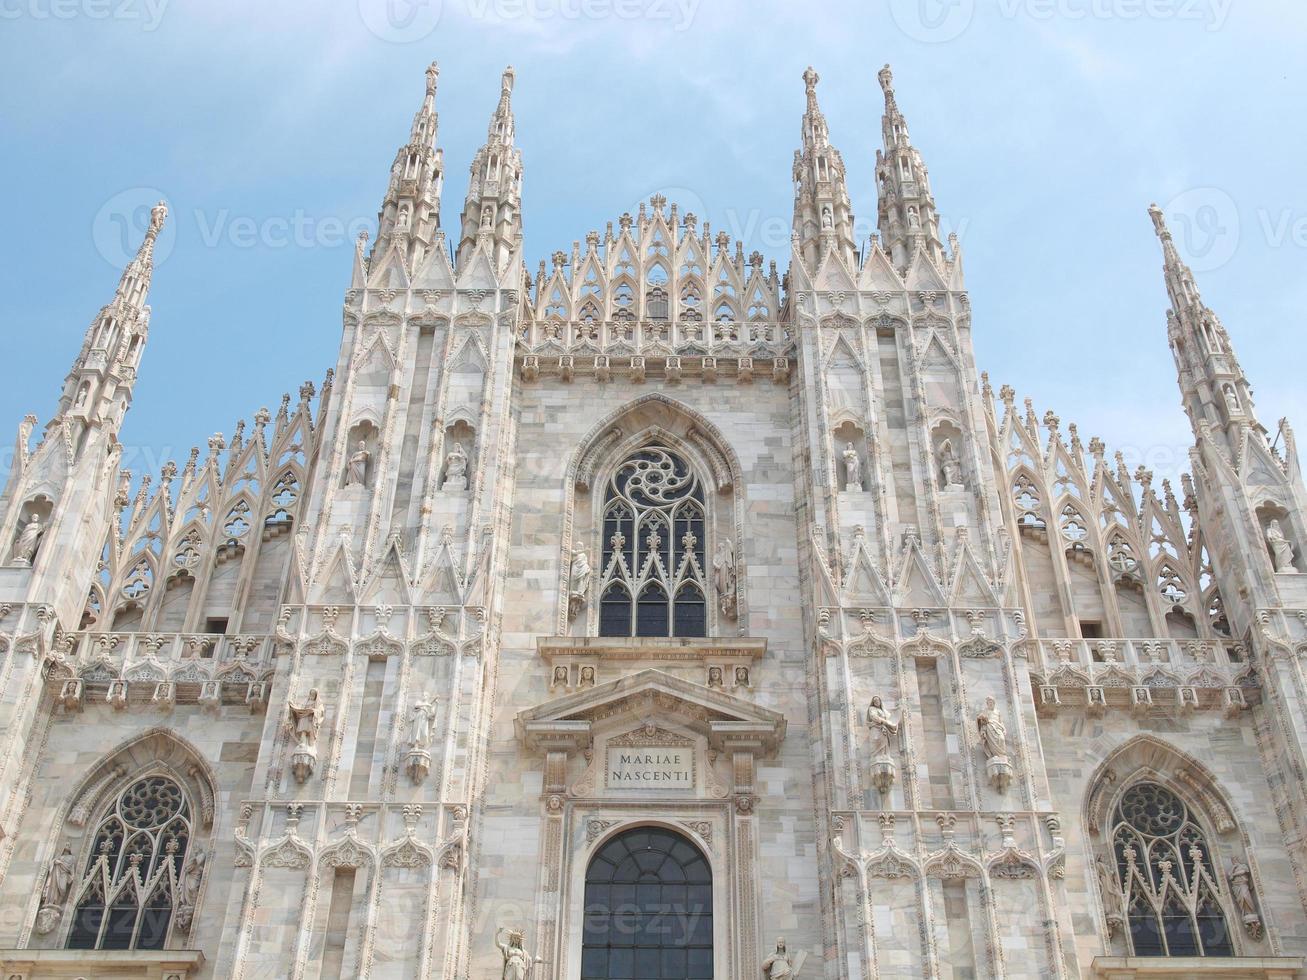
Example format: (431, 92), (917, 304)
(581, 826), (713, 979)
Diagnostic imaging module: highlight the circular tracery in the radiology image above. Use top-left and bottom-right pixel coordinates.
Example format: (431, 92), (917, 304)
(119, 777), (185, 829)
(1118, 783), (1186, 837)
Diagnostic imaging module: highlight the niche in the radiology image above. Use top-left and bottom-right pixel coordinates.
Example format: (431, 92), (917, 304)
(9, 495), (54, 567)
(832, 420), (867, 493)
(342, 420), (380, 490)
(441, 420), (476, 494)
(1257, 502), (1302, 574)
(931, 422), (966, 492)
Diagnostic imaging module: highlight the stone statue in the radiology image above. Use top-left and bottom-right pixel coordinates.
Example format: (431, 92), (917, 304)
(1267, 519), (1296, 573)
(409, 693), (436, 751)
(496, 927), (538, 980)
(708, 665), (724, 688)
(821, 207), (833, 230)
(567, 548), (591, 619)
(444, 443), (469, 492)
(713, 538), (738, 617)
(939, 438), (964, 490)
(735, 665), (750, 687)
(579, 665), (595, 687)
(976, 696), (1008, 760)
(12, 516), (44, 566)
(288, 688), (325, 750)
(40, 842), (74, 910)
(181, 847), (206, 909)
(1229, 859), (1257, 919)
(1096, 854), (1124, 933)
(34, 841), (76, 935)
(867, 696), (900, 758)
(346, 440), (370, 487)
(908, 206), (921, 229)
(551, 664), (569, 688)
(762, 937), (795, 979)
(842, 443), (862, 492)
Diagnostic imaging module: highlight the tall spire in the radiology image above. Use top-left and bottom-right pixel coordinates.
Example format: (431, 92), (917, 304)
(1148, 202), (1262, 450)
(791, 66), (857, 271)
(371, 61), (445, 271)
(875, 65), (945, 270)
(55, 200), (168, 439)
(456, 66), (523, 271)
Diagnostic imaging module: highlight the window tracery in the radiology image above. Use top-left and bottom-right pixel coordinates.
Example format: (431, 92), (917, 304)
(1108, 781), (1234, 957)
(67, 774), (195, 951)
(598, 447), (708, 638)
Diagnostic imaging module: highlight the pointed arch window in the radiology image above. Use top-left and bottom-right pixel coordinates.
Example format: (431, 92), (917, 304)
(599, 447), (707, 638)
(67, 774), (195, 951)
(1110, 782), (1234, 957)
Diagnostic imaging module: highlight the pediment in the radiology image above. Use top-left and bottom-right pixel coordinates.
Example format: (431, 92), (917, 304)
(516, 667), (786, 755)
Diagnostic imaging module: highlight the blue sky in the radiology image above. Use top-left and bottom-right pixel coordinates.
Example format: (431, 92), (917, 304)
(1, 0), (1304, 489)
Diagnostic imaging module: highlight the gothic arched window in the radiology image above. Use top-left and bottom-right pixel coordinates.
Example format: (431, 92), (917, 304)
(582, 827), (713, 979)
(599, 447), (707, 638)
(67, 774), (194, 951)
(1110, 781), (1234, 957)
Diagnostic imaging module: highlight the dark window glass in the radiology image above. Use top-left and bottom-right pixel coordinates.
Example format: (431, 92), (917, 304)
(582, 828), (712, 979)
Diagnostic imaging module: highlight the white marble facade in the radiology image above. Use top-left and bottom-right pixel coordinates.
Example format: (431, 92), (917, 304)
(0, 62), (1306, 979)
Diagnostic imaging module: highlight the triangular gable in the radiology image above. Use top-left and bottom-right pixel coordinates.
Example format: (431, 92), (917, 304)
(856, 244), (902, 291)
(895, 541), (946, 606)
(516, 667), (786, 755)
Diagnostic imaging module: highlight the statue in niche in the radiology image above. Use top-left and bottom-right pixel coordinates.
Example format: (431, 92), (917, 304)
(288, 688), (325, 751)
(842, 443), (862, 492)
(938, 438), (964, 491)
(181, 847), (206, 908)
(346, 440), (370, 487)
(821, 206), (833, 230)
(567, 548), (591, 620)
(734, 665), (750, 688)
(11, 515), (44, 566)
(762, 937), (795, 979)
(443, 443), (469, 492)
(976, 696), (1008, 760)
(1223, 383), (1242, 415)
(1267, 519), (1297, 573)
(579, 665), (596, 687)
(908, 206), (921, 229)
(409, 693), (436, 751)
(174, 847), (207, 931)
(1096, 854), (1125, 935)
(713, 538), (738, 618)
(1229, 860), (1258, 922)
(707, 665), (724, 688)
(551, 664), (569, 689)
(496, 927), (539, 980)
(35, 842), (75, 933)
(867, 696), (901, 758)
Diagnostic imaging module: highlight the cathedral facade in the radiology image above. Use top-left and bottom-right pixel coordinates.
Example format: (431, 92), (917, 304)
(0, 60), (1305, 979)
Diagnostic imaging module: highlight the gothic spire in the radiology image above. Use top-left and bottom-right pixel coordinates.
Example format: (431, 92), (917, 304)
(456, 66), (523, 272)
(371, 61), (445, 271)
(791, 66), (857, 272)
(1148, 202), (1262, 449)
(55, 200), (168, 438)
(875, 65), (945, 271)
